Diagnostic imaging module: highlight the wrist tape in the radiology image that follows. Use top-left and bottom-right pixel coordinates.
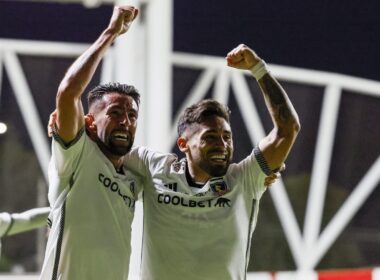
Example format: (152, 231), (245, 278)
(249, 60), (269, 80)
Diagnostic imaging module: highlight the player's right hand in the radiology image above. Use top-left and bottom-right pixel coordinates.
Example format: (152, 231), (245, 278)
(108, 5), (138, 36)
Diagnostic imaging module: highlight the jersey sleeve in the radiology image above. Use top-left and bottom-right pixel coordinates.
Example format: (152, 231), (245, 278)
(230, 146), (269, 199)
(48, 128), (86, 206)
(50, 127), (85, 178)
(124, 147), (151, 179)
(125, 147), (177, 182)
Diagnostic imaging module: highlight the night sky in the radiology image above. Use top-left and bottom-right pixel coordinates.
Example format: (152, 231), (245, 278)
(0, 0), (380, 80)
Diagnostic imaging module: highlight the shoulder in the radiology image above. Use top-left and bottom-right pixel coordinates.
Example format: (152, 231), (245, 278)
(52, 126), (86, 150)
(127, 146), (177, 163)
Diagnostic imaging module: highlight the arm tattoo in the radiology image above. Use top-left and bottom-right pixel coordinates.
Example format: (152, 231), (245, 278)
(259, 74), (291, 123)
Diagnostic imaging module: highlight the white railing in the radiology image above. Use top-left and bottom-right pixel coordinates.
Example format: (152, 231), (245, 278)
(2, 267), (380, 280)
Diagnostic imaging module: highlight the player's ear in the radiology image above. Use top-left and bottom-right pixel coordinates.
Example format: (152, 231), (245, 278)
(177, 136), (188, 153)
(85, 114), (94, 126)
(133, 8), (139, 20)
(85, 114), (97, 132)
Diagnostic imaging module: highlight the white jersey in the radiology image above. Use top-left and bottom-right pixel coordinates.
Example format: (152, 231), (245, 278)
(40, 130), (140, 280)
(125, 146), (267, 280)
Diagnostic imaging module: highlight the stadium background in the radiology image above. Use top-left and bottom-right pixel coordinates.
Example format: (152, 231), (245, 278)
(0, 0), (379, 278)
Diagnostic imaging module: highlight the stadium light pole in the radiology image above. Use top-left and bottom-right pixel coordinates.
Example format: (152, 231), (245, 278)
(144, 0), (173, 153)
(113, 0), (173, 278)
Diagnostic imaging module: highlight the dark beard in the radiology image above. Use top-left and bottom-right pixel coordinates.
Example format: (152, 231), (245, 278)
(208, 165), (229, 177)
(97, 134), (134, 157)
(108, 139), (133, 156)
(199, 161), (230, 177)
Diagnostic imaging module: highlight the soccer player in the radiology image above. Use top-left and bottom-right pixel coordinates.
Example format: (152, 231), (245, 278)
(124, 44), (300, 279)
(0, 207), (50, 258)
(39, 5), (141, 280)
(46, 11), (288, 279)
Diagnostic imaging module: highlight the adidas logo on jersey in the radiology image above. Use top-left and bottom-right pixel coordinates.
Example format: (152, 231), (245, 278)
(163, 182), (178, 192)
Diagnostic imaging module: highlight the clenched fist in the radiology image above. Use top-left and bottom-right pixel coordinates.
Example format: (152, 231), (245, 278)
(226, 44), (261, 70)
(108, 5), (139, 36)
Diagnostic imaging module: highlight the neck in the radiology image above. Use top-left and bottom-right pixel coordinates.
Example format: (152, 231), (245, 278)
(106, 152), (124, 172)
(96, 140), (125, 172)
(186, 161), (210, 184)
(110, 156), (124, 173)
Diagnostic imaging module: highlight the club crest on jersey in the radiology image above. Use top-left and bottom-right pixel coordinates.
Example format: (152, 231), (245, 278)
(210, 177), (229, 196)
(171, 161), (184, 172)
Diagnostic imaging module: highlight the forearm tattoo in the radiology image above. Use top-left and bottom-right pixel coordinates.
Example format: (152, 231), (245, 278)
(259, 74), (291, 123)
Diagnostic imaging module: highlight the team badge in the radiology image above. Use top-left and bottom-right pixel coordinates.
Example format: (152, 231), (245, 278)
(172, 161), (182, 172)
(210, 177), (229, 196)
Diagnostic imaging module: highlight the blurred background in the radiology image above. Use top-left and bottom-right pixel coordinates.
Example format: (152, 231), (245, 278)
(0, 0), (379, 278)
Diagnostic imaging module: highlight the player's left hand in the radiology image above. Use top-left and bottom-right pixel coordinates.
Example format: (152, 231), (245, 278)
(226, 44), (261, 70)
(47, 110), (57, 137)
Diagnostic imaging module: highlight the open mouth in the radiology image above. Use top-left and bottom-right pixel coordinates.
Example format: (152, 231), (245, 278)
(208, 153), (228, 163)
(111, 131), (129, 142)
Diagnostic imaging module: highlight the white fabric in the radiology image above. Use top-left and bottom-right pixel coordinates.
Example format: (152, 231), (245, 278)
(125, 146), (267, 280)
(0, 213), (12, 238)
(40, 132), (141, 280)
(249, 60), (269, 81)
(0, 212), (12, 258)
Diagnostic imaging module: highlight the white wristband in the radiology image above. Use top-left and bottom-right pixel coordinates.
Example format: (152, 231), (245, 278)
(249, 60), (269, 80)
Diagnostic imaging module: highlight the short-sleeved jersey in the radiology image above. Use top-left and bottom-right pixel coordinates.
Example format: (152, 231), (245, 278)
(40, 130), (141, 280)
(125, 146), (267, 280)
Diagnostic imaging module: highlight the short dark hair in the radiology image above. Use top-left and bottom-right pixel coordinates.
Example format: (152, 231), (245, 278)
(87, 82), (140, 109)
(177, 99), (231, 136)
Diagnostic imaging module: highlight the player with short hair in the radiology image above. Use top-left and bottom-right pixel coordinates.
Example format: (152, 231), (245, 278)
(39, 5), (141, 280)
(0, 207), (50, 258)
(124, 44), (300, 279)
(45, 8), (290, 278)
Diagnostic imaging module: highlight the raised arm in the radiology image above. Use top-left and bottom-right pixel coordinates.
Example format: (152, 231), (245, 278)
(56, 6), (138, 143)
(226, 44), (300, 172)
